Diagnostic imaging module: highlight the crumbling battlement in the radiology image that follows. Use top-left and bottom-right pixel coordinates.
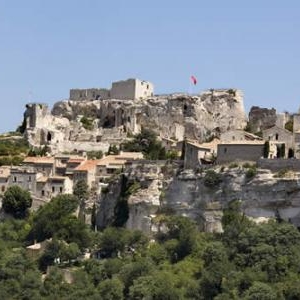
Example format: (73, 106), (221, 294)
(69, 78), (154, 101)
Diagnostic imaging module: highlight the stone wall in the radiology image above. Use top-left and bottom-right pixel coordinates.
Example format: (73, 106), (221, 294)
(217, 143), (264, 164)
(248, 106), (277, 133)
(257, 158), (300, 172)
(70, 88), (110, 101)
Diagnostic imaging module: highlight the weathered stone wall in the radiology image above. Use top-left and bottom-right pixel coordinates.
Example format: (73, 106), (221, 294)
(110, 79), (136, 100)
(248, 106), (277, 133)
(24, 89), (247, 154)
(70, 88), (110, 101)
(257, 158), (300, 172)
(217, 144), (264, 163)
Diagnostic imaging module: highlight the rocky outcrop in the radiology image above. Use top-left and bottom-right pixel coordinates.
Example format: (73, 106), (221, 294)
(96, 163), (300, 234)
(23, 89), (247, 154)
(248, 106), (277, 133)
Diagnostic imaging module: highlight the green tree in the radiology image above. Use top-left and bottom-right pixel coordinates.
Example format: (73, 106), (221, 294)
(2, 186), (32, 218)
(203, 170), (222, 188)
(263, 141), (270, 158)
(98, 278), (124, 300)
(73, 179), (89, 221)
(243, 282), (276, 300)
(122, 128), (167, 160)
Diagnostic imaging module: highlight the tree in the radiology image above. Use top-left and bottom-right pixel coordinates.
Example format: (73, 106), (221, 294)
(2, 186), (32, 218)
(243, 282), (276, 300)
(73, 180), (89, 203)
(98, 278), (124, 300)
(73, 179), (89, 221)
(263, 141), (270, 158)
(122, 128), (167, 160)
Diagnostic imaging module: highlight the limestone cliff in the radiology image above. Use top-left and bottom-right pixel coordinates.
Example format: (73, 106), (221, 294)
(96, 163), (300, 234)
(23, 89), (247, 154)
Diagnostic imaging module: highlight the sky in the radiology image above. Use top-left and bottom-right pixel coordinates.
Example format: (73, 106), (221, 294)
(0, 0), (300, 133)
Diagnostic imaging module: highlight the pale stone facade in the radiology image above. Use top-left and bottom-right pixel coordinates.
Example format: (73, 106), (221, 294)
(262, 126), (293, 158)
(220, 130), (262, 143)
(184, 141), (212, 169)
(69, 78), (154, 101)
(70, 88), (110, 101)
(111, 78), (154, 100)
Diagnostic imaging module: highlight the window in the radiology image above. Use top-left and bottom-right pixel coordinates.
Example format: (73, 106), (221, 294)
(1, 186), (5, 192)
(28, 176), (31, 182)
(59, 187), (63, 193)
(232, 136), (235, 141)
(13, 176), (17, 182)
(275, 133), (279, 141)
(147, 84), (149, 89)
(41, 190), (45, 196)
(52, 186), (55, 193)
(224, 147), (227, 153)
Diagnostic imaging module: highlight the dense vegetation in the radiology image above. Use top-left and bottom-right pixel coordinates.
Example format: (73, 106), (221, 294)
(1, 194), (300, 299)
(122, 128), (177, 160)
(0, 136), (30, 166)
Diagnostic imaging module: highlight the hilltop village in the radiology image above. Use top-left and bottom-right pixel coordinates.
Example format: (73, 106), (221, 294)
(1, 78), (300, 233)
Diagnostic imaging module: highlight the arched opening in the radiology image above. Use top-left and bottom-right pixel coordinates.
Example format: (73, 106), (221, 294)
(47, 132), (52, 142)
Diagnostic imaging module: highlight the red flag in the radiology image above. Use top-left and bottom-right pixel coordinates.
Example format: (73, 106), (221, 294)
(191, 75), (197, 85)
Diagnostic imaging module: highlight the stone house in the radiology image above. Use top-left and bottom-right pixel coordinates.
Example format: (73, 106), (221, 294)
(8, 166), (38, 194)
(111, 79), (154, 100)
(36, 176), (73, 199)
(22, 156), (55, 177)
(262, 126), (293, 158)
(220, 129), (263, 143)
(65, 157), (86, 176)
(69, 78), (154, 101)
(0, 166), (10, 194)
(184, 141), (215, 169)
(73, 160), (101, 188)
(96, 152), (144, 183)
(217, 141), (265, 164)
(26, 239), (51, 259)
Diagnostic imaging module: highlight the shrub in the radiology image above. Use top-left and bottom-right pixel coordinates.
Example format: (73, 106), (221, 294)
(80, 116), (93, 130)
(203, 170), (222, 187)
(245, 167), (257, 179)
(2, 186), (32, 218)
(229, 163), (238, 169)
(274, 168), (289, 178)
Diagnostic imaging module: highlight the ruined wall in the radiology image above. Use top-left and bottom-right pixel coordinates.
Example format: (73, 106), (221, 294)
(248, 106), (277, 133)
(70, 88), (110, 101)
(24, 89), (247, 154)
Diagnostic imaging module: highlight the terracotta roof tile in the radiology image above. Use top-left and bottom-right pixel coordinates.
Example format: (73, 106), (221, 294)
(23, 156), (54, 164)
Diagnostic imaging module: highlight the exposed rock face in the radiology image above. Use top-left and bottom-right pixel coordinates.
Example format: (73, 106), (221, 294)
(23, 89), (247, 154)
(248, 106), (277, 133)
(96, 163), (300, 234)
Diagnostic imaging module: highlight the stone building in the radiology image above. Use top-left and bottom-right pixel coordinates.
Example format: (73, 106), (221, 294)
(0, 166), (10, 194)
(73, 160), (101, 188)
(184, 140), (216, 169)
(293, 114), (300, 159)
(262, 126), (293, 158)
(217, 141), (265, 164)
(111, 78), (154, 100)
(69, 78), (154, 101)
(8, 166), (38, 194)
(70, 88), (110, 101)
(23, 157), (55, 177)
(96, 152), (143, 182)
(220, 130), (263, 143)
(36, 176), (73, 199)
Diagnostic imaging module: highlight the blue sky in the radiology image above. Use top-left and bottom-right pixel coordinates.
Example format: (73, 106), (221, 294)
(0, 0), (300, 132)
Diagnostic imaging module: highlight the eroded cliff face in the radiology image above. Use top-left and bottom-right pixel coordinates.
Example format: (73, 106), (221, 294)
(24, 89), (247, 153)
(96, 163), (300, 234)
